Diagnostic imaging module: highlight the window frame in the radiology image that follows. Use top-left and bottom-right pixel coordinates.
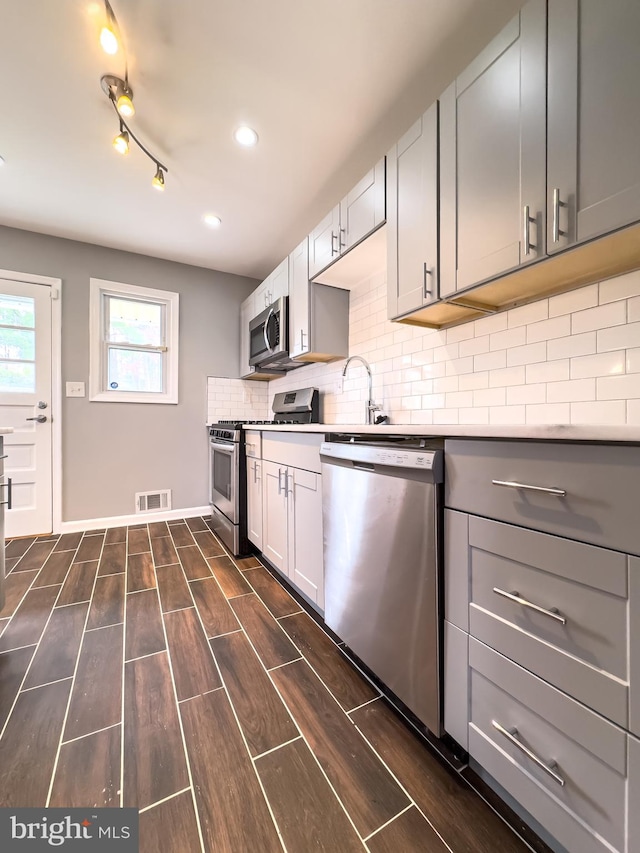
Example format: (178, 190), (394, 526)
(89, 278), (179, 404)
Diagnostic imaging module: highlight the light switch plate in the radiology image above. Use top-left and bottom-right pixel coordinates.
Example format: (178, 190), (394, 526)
(66, 381), (85, 397)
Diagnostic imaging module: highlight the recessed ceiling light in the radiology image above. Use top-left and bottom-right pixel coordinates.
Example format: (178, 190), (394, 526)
(234, 126), (259, 147)
(204, 214), (222, 228)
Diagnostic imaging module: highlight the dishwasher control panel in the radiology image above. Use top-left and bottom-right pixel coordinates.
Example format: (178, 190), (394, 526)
(320, 441), (443, 481)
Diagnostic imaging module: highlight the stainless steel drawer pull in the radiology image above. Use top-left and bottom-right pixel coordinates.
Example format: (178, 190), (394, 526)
(492, 588), (567, 625)
(0, 477), (12, 509)
(492, 720), (565, 787)
(491, 479), (566, 497)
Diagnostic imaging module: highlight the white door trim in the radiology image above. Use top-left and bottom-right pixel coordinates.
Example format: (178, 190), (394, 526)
(0, 268), (63, 534)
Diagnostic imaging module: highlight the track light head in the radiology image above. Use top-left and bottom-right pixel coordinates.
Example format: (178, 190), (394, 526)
(100, 1), (119, 54)
(101, 75), (135, 118)
(152, 165), (165, 191)
(113, 129), (130, 155)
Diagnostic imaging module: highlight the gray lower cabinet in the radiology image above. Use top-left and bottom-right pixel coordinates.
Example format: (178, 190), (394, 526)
(387, 102), (439, 319)
(547, 0), (640, 254)
(0, 442), (5, 611)
(439, 0), (546, 295)
(469, 638), (631, 853)
(444, 438), (640, 852)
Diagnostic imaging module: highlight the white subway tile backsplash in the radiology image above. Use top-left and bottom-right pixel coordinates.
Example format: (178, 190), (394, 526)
(474, 313), (508, 336)
(526, 360), (570, 384)
(526, 315), (571, 344)
(445, 356), (475, 376)
(459, 335), (491, 357)
(433, 408), (459, 425)
(474, 350), (507, 372)
(597, 321), (640, 352)
(546, 378), (596, 403)
(571, 301), (626, 335)
(628, 399), (640, 424)
(489, 405), (526, 424)
(473, 387), (506, 407)
(434, 376), (459, 394)
(548, 284), (598, 317)
(547, 332), (597, 360)
(489, 366), (526, 388)
(446, 391), (474, 408)
(627, 348), (640, 373)
(628, 296), (640, 323)
(490, 327), (526, 351)
(570, 401), (626, 425)
(458, 407), (489, 424)
(570, 351), (625, 379)
(597, 373), (640, 400)
(506, 342), (547, 367)
(258, 270), (640, 427)
(459, 372), (489, 391)
(598, 269), (640, 304)
(507, 300), (549, 328)
(526, 403), (571, 424)
(506, 383), (546, 406)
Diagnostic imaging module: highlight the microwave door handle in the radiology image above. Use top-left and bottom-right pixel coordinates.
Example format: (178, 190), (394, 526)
(263, 308), (274, 352)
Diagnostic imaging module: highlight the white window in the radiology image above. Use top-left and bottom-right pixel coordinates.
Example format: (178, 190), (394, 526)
(89, 278), (179, 404)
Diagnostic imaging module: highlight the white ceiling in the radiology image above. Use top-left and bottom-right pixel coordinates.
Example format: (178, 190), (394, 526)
(0, 0), (523, 280)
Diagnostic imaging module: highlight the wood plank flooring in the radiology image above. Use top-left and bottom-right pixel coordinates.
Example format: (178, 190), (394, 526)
(0, 516), (536, 852)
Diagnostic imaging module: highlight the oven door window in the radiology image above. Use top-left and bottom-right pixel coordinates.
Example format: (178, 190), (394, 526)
(210, 443), (236, 522)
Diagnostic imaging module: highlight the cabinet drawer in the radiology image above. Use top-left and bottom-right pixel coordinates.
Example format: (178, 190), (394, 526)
(469, 638), (627, 853)
(445, 439), (640, 554)
(262, 432), (324, 473)
(468, 514), (630, 728)
(245, 430), (261, 458)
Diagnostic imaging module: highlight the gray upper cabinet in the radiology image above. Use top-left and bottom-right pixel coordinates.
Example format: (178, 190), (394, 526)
(547, 0), (640, 254)
(308, 159), (386, 280)
(387, 103), (439, 319)
(289, 237), (349, 363)
(439, 0), (547, 296)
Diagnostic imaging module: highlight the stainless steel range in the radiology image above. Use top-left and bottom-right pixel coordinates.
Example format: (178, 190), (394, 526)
(208, 387), (319, 555)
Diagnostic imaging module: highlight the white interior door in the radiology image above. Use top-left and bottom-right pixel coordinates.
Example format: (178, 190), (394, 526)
(0, 279), (53, 537)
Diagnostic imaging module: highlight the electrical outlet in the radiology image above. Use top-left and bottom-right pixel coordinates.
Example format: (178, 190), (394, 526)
(66, 381), (85, 397)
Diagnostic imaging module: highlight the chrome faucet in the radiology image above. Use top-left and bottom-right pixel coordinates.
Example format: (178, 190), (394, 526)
(342, 356), (381, 424)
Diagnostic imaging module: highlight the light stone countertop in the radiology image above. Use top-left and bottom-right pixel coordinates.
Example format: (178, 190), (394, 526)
(244, 423), (640, 443)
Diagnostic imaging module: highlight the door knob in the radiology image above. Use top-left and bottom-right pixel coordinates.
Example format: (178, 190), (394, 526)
(26, 415), (47, 423)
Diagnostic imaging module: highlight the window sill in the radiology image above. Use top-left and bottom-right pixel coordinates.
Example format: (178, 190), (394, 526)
(89, 390), (178, 404)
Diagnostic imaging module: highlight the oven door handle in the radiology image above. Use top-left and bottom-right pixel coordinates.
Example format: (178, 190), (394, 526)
(209, 440), (236, 455)
(263, 308), (274, 352)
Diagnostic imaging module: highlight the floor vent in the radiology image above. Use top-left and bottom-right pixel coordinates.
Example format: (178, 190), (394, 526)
(135, 490), (172, 513)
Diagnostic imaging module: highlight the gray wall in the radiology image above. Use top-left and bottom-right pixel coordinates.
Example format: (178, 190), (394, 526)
(0, 225), (257, 523)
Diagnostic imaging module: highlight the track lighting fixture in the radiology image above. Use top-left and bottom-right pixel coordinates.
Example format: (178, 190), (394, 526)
(100, 1), (119, 55)
(98, 3), (169, 191)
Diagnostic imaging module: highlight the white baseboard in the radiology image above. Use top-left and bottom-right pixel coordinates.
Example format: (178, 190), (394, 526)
(58, 505), (211, 534)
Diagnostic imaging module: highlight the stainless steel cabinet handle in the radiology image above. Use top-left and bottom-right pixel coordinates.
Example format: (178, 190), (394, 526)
(493, 588), (567, 625)
(339, 227), (346, 250)
(26, 415), (47, 424)
(423, 262), (431, 298)
(552, 188), (565, 243)
(491, 479), (566, 497)
(253, 461), (258, 483)
(277, 468), (284, 494)
(0, 477), (12, 509)
(331, 232), (339, 256)
(522, 204), (531, 256)
(299, 329), (307, 351)
(255, 462), (261, 481)
(492, 721), (565, 787)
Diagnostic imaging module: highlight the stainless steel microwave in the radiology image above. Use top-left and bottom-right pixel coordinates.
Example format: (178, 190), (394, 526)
(249, 296), (289, 368)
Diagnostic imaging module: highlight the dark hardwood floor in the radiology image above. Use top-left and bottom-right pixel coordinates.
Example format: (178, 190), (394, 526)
(0, 516), (535, 852)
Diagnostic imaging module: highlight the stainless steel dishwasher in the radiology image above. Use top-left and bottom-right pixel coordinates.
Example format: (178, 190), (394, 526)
(321, 436), (444, 735)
